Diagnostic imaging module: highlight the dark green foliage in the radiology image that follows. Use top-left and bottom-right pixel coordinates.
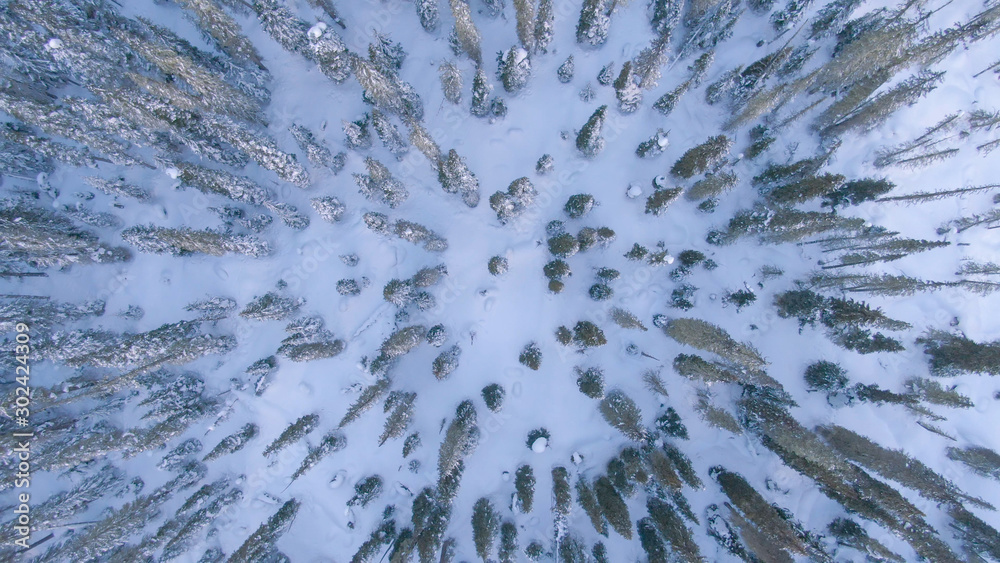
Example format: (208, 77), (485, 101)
(596, 267), (620, 282)
(544, 259), (571, 280)
(488, 256), (508, 276)
(655, 407), (688, 439)
(852, 382), (916, 406)
(776, 289), (907, 353)
(918, 330), (1000, 377)
(203, 423), (258, 461)
(765, 173), (846, 205)
(588, 283), (612, 301)
(822, 177), (895, 208)
(263, 414), (319, 457)
(229, 499), (300, 562)
(949, 504), (1000, 561)
(514, 465), (535, 512)
(519, 342), (542, 370)
(947, 446), (1000, 481)
(548, 233), (580, 258)
(804, 361), (849, 391)
(670, 135), (732, 179)
(745, 124), (776, 159)
(752, 158), (825, 189)
(647, 497), (702, 560)
(663, 443), (703, 488)
(291, 431), (347, 481)
(555, 325), (573, 345)
(827, 517), (903, 562)
(576, 105), (607, 158)
(677, 250), (706, 267)
(625, 243), (649, 261)
(637, 517), (669, 562)
(576, 366), (605, 399)
(525, 540), (546, 560)
(552, 467), (572, 518)
(498, 521), (518, 563)
(671, 284), (697, 310)
(576, 476), (608, 536)
(723, 289), (756, 311)
(645, 186), (682, 215)
(564, 194), (595, 218)
(571, 321), (606, 348)
(403, 433), (421, 458)
(482, 383), (505, 412)
(348, 475), (383, 508)
(471, 497), (499, 561)
(599, 390), (645, 441)
(558, 534), (588, 562)
(526, 427), (550, 449)
(594, 476), (632, 539)
(817, 425), (991, 509)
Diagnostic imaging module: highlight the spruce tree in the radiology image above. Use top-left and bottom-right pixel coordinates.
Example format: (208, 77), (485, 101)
(576, 105), (608, 158)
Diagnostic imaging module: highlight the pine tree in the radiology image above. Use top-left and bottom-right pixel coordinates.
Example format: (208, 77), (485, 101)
(240, 292), (304, 321)
(291, 431), (347, 481)
(613, 62), (642, 113)
(490, 177), (537, 223)
(350, 55), (424, 121)
(917, 330), (1000, 377)
(498, 521), (518, 563)
(229, 499), (300, 562)
(348, 475), (384, 508)
(438, 149), (481, 207)
(497, 46), (531, 94)
(599, 390), (645, 441)
(354, 157), (409, 208)
(203, 423), (258, 461)
(264, 414), (320, 457)
(594, 476), (632, 539)
(470, 68), (493, 117)
(471, 497), (499, 561)
(416, 0), (441, 32)
(433, 344), (462, 379)
(172, 160), (269, 205)
(576, 105), (608, 158)
(650, 0), (681, 36)
(371, 109), (409, 160)
(671, 135), (732, 178)
(576, 477), (609, 536)
(513, 465), (535, 513)
(822, 71), (944, 138)
(439, 61), (463, 104)
(339, 378), (391, 428)
(1, 201), (132, 268)
(686, 171), (738, 201)
(380, 391), (416, 445)
(557, 55), (575, 83)
(344, 114), (373, 150)
(311, 196), (346, 223)
(827, 517), (903, 562)
(481, 383), (505, 412)
(664, 318), (766, 371)
(178, 0), (264, 69)
(632, 32), (671, 89)
(449, 0), (483, 65)
(288, 124), (335, 169)
(817, 425), (990, 509)
(947, 446), (1000, 481)
(438, 400), (479, 486)
(577, 0), (612, 47)
(534, 0), (555, 53)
